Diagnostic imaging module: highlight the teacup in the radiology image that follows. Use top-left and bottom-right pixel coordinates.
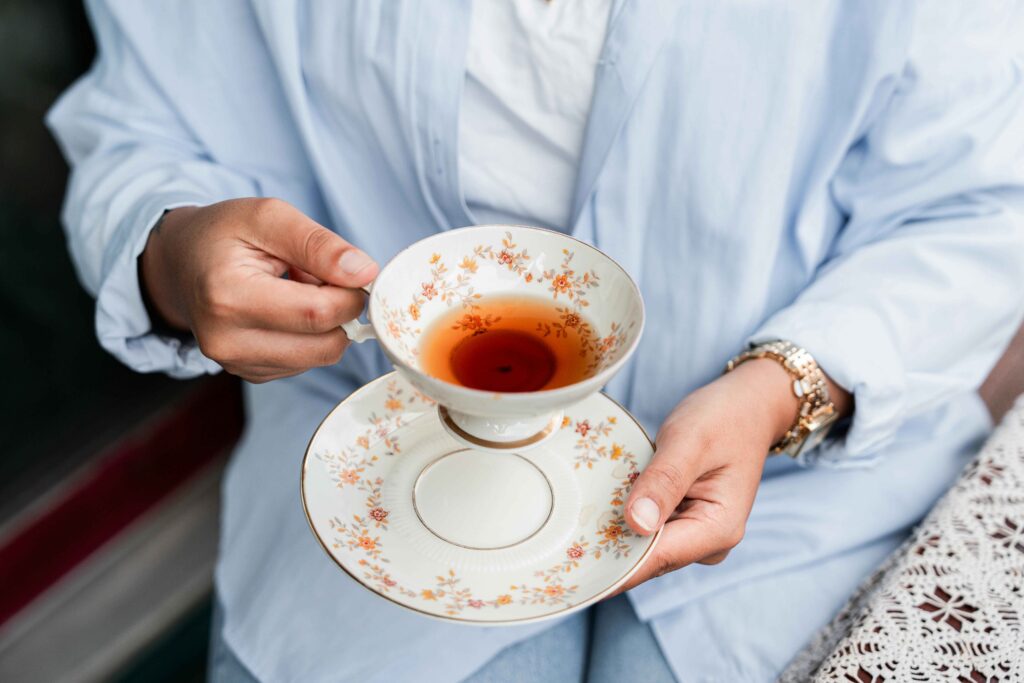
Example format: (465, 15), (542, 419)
(343, 225), (644, 449)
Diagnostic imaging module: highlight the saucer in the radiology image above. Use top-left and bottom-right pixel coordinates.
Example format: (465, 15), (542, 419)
(301, 372), (661, 625)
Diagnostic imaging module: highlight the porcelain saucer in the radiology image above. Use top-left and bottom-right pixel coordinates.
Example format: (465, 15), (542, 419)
(301, 372), (661, 625)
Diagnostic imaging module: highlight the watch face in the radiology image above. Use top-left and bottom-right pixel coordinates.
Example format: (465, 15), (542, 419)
(786, 416), (835, 458)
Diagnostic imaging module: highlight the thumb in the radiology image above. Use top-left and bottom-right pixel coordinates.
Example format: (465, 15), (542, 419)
(625, 430), (701, 536)
(251, 199), (379, 287)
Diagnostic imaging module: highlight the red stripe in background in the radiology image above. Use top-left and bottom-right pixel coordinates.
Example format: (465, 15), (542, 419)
(0, 376), (244, 628)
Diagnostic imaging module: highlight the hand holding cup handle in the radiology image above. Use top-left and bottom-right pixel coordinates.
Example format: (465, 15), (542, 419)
(138, 198), (379, 383)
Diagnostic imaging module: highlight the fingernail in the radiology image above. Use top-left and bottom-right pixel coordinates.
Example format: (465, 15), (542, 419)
(631, 497), (660, 532)
(340, 249), (374, 275)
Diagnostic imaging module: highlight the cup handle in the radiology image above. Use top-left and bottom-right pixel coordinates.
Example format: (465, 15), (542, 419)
(341, 285), (376, 343)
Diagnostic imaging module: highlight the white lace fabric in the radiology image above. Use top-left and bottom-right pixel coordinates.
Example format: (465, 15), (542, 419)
(782, 397), (1024, 682)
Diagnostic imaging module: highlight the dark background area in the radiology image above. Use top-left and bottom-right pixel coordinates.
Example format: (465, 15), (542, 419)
(0, 0), (183, 518)
(1, 2), (211, 680)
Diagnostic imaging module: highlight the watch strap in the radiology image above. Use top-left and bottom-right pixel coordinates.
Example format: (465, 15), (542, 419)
(725, 340), (838, 457)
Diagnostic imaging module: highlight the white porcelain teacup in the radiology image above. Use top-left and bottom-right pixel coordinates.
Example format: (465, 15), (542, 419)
(343, 225), (644, 449)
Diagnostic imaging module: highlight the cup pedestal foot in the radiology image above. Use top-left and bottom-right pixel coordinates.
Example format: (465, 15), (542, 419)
(438, 406), (563, 451)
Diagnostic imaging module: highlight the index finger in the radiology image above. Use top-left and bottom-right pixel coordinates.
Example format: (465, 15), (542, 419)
(236, 273), (368, 334)
(246, 198), (379, 288)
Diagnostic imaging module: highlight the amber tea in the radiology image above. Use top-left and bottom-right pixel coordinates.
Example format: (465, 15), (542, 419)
(420, 295), (598, 392)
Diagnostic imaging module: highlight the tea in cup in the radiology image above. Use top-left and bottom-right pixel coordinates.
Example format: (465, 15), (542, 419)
(343, 225), (644, 449)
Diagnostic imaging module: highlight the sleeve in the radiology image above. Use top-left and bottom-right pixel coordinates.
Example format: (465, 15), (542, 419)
(46, 0), (260, 378)
(749, 6), (1024, 463)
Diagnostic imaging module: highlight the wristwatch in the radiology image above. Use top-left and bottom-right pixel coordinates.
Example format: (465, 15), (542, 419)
(725, 340), (839, 457)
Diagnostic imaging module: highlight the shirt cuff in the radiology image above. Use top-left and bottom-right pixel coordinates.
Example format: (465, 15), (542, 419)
(95, 192), (221, 378)
(747, 301), (907, 464)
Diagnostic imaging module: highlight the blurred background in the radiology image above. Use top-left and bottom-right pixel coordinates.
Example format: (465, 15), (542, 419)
(0, 2), (241, 681)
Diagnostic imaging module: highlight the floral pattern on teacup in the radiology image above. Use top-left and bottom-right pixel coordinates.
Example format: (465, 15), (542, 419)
(377, 231), (635, 376)
(311, 377), (649, 619)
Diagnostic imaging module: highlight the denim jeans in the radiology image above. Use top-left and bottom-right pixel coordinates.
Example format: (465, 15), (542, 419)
(208, 593), (676, 682)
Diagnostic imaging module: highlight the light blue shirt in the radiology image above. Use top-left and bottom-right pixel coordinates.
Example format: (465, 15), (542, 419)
(49, 2), (1024, 680)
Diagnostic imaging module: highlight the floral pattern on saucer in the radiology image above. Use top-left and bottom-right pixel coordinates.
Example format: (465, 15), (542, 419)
(302, 373), (659, 624)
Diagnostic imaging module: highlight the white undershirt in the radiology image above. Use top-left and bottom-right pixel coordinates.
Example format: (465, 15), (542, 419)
(459, 0), (613, 232)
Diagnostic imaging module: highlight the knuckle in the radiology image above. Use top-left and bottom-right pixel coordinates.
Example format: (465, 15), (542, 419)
(645, 461), (689, 498)
(722, 523), (746, 550)
(196, 273), (233, 318)
(197, 333), (242, 366)
(250, 197), (287, 222)
(302, 227), (339, 265)
(699, 551), (730, 566)
(196, 334), (226, 362)
(304, 299), (335, 331)
(259, 370), (290, 382)
(655, 416), (686, 445)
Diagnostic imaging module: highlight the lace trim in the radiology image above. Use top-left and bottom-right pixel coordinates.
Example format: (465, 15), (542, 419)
(781, 397), (1024, 682)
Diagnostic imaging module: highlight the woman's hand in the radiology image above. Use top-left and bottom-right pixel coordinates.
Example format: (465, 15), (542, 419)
(140, 198), (378, 383)
(619, 358), (850, 590)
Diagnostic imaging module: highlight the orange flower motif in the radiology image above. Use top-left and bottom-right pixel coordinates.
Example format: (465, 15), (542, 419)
(562, 312), (581, 328)
(561, 416), (572, 428)
(610, 444), (624, 460)
(421, 282), (438, 300)
(566, 543), (585, 560)
(453, 314), (486, 331)
(339, 469), (360, 485)
(575, 420), (591, 437)
(408, 303), (420, 321)
(356, 435), (370, 449)
(385, 398), (403, 412)
(496, 594), (512, 605)
(430, 253), (441, 264)
(525, 273), (534, 282)
(357, 536), (376, 551)
(459, 256), (478, 273)
(551, 273), (572, 295)
(543, 584), (565, 598)
(497, 250), (514, 265)
(369, 507), (389, 522)
(421, 589), (437, 601)
(602, 524), (624, 541)
(611, 498), (623, 507)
